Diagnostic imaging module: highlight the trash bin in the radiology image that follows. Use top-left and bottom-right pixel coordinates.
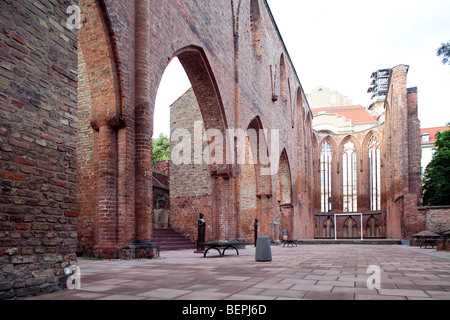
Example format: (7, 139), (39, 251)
(255, 236), (272, 262)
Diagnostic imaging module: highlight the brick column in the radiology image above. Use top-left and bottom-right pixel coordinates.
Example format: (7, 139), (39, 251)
(94, 122), (118, 258)
(135, 0), (154, 243)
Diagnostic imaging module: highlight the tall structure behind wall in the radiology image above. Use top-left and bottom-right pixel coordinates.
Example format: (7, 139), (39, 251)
(384, 65), (423, 239)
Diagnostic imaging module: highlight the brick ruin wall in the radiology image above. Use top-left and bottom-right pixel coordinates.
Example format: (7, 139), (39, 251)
(0, 0), (435, 300)
(419, 206), (450, 233)
(169, 89), (215, 242)
(0, 0), (78, 299)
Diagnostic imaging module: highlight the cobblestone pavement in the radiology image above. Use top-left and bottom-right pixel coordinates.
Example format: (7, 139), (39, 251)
(28, 245), (450, 300)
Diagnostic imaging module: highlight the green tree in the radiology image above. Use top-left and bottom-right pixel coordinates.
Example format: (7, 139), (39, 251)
(437, 41), (450, 65)
(422, 127), (450, 206)
(152, 133), (170, 167)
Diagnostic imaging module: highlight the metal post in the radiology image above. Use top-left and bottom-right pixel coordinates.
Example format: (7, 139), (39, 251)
(360, 214), (363, 241)
(334, 214), (337, 241)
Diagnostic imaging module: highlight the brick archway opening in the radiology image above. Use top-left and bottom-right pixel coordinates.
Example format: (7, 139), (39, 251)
(276, 149), (293, 241)
(150, 46), (232, 248)
(239, 117), (273, 243)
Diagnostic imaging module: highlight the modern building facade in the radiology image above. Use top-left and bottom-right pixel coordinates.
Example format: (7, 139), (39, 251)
(420, 126), (449, 175)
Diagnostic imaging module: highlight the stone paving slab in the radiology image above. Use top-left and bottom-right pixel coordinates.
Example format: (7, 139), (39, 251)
(26, 245), (450, 301)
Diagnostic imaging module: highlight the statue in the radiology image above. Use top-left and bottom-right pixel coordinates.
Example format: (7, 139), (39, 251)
(197, 213), (206, 251)
(254, 218), (259, 247)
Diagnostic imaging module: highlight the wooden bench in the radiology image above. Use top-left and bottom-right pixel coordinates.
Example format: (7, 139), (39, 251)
(202, 241), (245, 258)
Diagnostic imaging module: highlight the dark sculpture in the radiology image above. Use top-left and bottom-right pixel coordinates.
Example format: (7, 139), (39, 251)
(254, 218), (259, 247)
(197, 213), (206, 251)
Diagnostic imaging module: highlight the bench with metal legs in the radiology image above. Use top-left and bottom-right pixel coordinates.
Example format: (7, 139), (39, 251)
(202, 242), (244, 257)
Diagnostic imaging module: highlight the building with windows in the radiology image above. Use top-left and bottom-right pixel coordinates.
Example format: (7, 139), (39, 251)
(421, 126), (449, 175)
(307, 85), (353, 108)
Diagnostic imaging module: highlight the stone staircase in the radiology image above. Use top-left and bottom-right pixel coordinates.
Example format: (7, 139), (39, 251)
(152, 228), (197, 251)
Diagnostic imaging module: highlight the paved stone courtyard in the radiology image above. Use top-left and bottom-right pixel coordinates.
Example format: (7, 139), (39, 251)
(28, 244), (450, 300)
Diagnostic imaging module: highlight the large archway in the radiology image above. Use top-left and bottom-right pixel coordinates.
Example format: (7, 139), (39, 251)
(276, 149), (293, 241)
(143, 46), (232, 245)
(239, 117), (273, 243)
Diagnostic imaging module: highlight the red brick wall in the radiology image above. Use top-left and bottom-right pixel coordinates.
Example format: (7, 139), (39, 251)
(419, 206), (450, 233)
(155, 161), (170, 178)
(77, 48), (97, 255)
(73, 0), (315, 253)
(169, 88), (214, 241)
(0, 0), (78, 299)
(0, 0), (427, 301)
(384, 66), (423, 239)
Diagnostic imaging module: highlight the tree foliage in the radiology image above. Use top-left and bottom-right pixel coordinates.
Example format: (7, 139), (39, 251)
(152, 133), (170, 167)
(422, 128), (450, 206)
(437, 41), (450, 65)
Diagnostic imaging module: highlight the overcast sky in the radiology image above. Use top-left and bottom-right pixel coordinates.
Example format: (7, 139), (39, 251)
(267, 0), (450, 129)
(154, 0), (450, 137)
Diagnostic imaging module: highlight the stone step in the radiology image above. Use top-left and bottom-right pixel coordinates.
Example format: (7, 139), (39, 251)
(153, 228), (197, 251)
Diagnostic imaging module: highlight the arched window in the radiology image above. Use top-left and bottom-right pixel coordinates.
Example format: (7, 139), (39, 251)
(250, 0), (262, 61)
(366, 215), (379, 237)
(320, 141), (332, 212)
(343, 217), (358, 238)
(368, 135), (381, 211)
(323, 217), (335, 238)
(280, 54), (287, 103)
(343, 140), (357, 212)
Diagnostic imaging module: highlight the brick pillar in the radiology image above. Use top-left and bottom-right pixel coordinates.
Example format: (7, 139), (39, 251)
(135, 0), (154, 243)
(211, 167), (236, 241)
(94, 123), (118, 257)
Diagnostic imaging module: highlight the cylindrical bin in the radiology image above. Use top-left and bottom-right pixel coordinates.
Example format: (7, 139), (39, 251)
(255, 236), (272, 262)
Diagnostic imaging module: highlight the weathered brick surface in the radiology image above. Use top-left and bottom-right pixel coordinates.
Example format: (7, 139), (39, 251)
(419, 206), (450, 233)
(169, 88), (214, 241)
(0, 0), (78, 299)
(384, 66), (424, 239)
(0, 0), (428, 300)
(74, 0), (314, 255)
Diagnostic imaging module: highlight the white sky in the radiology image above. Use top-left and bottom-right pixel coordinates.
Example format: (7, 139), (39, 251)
(154, 0), (450, 137)
(267, 0), (450, 129)
(154, 58), (190, 138)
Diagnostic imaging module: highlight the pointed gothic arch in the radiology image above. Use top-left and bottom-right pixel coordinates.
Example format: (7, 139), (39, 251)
(363, 132), (382, 212)
(239, 116), (272, 242)
(280, 53), (288, 104)
(343, 217), (358, 238)
(250, 0), (263, 61)
(276, 149), (293, 240)
(319, 137), (336, 213)
(340, 136), (360, 213)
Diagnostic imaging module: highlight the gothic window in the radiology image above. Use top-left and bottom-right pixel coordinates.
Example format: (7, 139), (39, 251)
(250, 0), (262, 61)
(343, 217), (358, 238)
(323, 217), (334, 238)
(280, 54), (287, 103)
(320, 141), (332, 212)
(366, 215), (379, 238)
(368, 135), (381, 211)
(343, 140), (357, 212)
